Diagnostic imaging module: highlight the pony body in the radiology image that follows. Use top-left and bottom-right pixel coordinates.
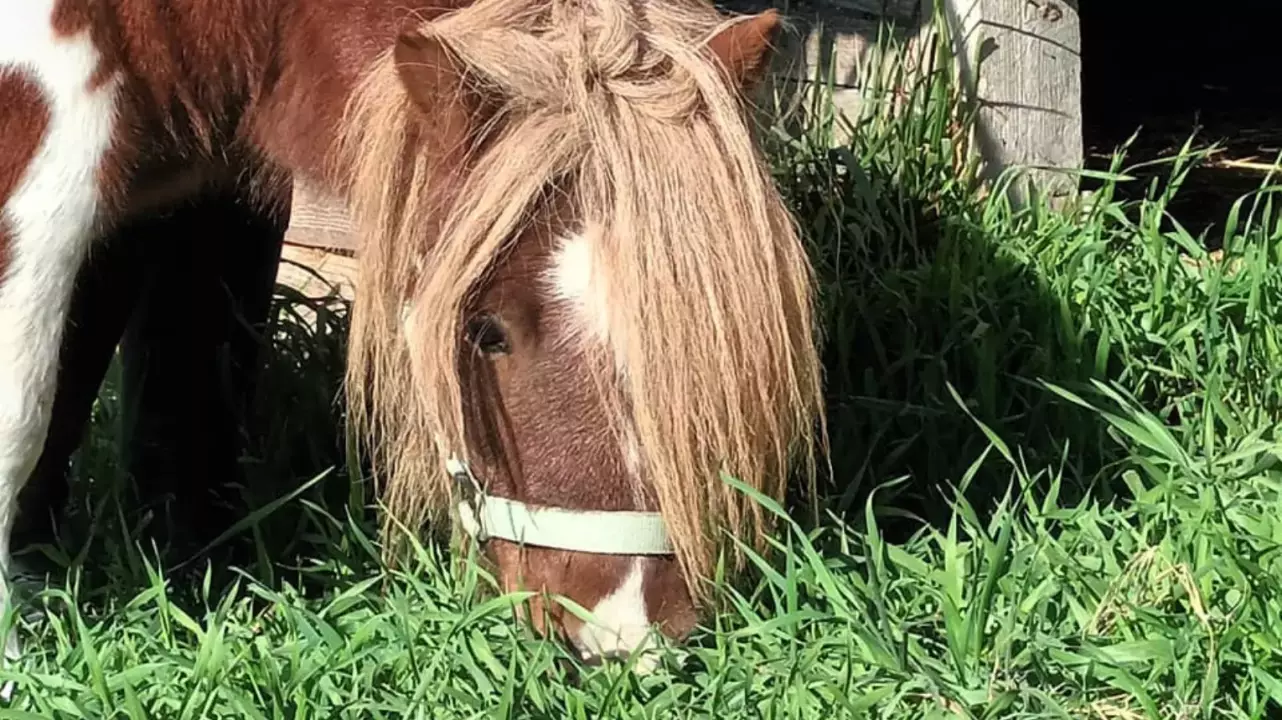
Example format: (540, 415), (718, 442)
(0, 0), (821, 677)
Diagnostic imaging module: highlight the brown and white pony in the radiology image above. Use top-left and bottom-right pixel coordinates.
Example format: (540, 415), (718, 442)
(0, 0), (821, 677)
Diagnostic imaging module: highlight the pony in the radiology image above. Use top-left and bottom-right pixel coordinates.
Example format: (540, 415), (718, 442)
(0, 0), (822, 675)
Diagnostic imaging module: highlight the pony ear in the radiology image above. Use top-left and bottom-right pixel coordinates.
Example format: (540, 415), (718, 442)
(394, 29), (483, 155)
(704, 10), (783, 92)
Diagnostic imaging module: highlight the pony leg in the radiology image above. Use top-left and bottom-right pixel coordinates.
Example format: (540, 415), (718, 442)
(0, 225), (107, 701)
(0, 11), (121, 691)
(14, 229), (148, 555)
(0, 215), (101, 697)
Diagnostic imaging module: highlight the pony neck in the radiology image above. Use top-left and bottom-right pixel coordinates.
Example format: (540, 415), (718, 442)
(248, 0), (466, 185)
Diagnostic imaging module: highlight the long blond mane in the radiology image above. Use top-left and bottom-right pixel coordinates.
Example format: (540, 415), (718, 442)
(340, 0), (823, 600)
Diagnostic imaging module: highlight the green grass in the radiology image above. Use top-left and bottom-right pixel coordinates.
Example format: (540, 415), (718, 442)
(8, 16), (1282, 720)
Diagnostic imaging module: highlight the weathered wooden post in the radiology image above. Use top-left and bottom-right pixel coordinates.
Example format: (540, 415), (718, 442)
(945, 0), (1082, 198)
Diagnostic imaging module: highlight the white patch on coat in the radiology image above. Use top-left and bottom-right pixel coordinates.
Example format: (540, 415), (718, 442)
(547, 230), (614, 346)
(573, 557), (659, 673)
(0, 0), (122, 696)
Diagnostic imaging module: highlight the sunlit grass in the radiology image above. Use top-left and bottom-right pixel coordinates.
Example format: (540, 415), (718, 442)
(6, 8), (1282, 719)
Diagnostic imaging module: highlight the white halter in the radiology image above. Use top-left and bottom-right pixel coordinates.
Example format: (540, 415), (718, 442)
(446, 456), (674, 555)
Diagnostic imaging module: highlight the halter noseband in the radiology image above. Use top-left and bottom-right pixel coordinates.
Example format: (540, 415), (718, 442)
(446, 455), (674, 555)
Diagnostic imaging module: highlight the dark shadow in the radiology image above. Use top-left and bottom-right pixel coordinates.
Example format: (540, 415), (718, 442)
(1080, 0), (1282, 243)
(771, 125), (1122, 543)
(11, 185), (366, 608)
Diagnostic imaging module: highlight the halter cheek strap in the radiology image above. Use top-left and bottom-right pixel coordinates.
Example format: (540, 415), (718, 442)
(446, 456), (674, 556)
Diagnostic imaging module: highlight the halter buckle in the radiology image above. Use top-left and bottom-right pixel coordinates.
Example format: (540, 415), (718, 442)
(446, 455), (487, 542)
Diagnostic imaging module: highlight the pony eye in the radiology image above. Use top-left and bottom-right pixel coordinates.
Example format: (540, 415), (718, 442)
(465, 314), (511, 355)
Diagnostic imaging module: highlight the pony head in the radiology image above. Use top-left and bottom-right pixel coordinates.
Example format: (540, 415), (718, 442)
(341, 0), (823, 665)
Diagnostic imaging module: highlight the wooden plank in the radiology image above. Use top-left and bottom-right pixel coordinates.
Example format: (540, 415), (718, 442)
(276, 244), (358, 304)
(283, 180), (359, 252)
(740, 0), (928, 128)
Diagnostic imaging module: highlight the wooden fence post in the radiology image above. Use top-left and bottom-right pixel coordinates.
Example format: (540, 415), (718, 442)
(944, 0), (1082, 200)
